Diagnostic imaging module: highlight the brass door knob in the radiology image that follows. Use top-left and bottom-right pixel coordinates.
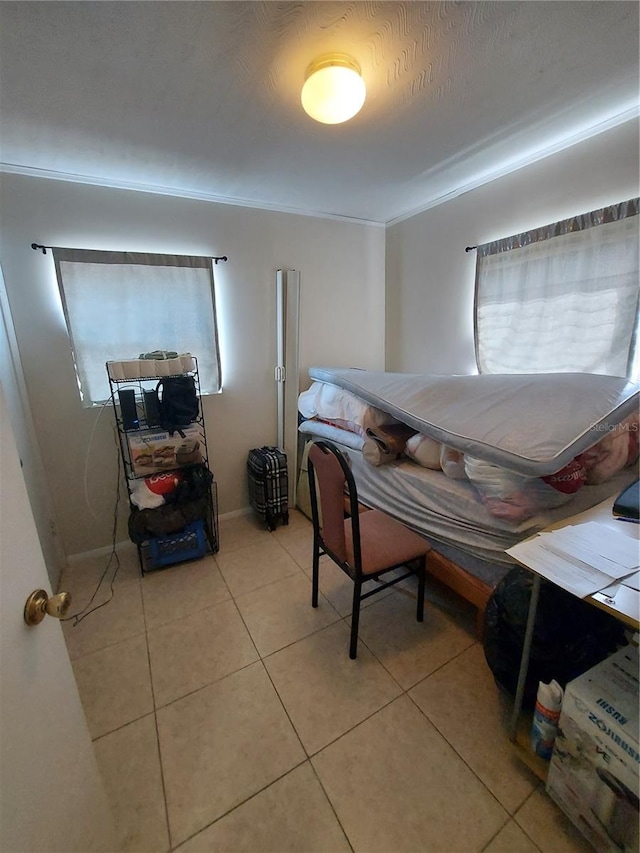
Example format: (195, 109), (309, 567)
(24, 590), (72, 626)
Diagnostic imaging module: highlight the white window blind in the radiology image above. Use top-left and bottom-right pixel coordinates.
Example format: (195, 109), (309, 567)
(52, 249), (222, 405)
(474, 199), (639, 378)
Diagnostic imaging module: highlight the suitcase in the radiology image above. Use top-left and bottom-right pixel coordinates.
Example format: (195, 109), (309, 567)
(247, 446), (289, 531)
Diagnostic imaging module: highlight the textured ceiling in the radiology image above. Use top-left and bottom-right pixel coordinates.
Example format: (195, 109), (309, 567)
(1, 1), (638, 223)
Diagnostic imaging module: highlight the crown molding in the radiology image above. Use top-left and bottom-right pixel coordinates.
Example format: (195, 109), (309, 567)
(0, 162), (386, 228)
(2, 103), (637, 229)
(386, 105), (640, 227)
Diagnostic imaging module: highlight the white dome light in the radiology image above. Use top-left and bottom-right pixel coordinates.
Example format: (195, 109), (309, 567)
(301, 54), (366, 125)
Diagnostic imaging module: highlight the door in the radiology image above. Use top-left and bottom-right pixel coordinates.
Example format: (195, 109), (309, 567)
(0, 378), (118, 852)
(0, 262), (62, 587)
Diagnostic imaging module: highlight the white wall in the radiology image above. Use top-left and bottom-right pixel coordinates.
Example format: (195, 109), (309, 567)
(385, 119), (640, 374)
(0, 174), (385, 556)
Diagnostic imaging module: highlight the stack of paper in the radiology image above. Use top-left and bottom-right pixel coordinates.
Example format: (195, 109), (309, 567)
(507, 520), (640, 605)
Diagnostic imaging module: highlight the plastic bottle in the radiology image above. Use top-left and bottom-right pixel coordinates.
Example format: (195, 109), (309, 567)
(530, 679), (564, 760)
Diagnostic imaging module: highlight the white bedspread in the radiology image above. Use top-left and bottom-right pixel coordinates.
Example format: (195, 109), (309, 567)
(299, 422), (635, 565)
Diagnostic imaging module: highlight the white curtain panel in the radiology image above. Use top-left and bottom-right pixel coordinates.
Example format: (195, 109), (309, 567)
(475, 214), (639, 378)
(53, 249), (221, 405)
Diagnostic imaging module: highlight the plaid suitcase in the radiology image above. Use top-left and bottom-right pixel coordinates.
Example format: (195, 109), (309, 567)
(247, 446), (289, 531)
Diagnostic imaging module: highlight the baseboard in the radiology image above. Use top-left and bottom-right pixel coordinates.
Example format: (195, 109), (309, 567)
(67, 539), (134, 564)
(67, 504), (286, 561)
(218, 506), (254, 521)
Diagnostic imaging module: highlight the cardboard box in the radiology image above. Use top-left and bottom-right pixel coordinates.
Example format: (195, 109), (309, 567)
(546, 645), (639, 853)
(128, 425), (202, 476)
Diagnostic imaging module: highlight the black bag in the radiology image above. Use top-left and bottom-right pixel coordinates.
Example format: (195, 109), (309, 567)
(483, 566), (627, 708)
(128, 464), (213, 542)
(156, 376), (199, 436)
(247, 446), (289, 530)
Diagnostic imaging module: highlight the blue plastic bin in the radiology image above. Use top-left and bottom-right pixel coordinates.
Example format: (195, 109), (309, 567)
(147, 519), (208, 569)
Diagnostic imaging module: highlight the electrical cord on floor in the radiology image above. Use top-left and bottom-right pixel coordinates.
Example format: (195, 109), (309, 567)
(63, 425), (123, 626)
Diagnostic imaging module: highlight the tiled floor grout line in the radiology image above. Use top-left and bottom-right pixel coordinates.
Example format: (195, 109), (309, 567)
(508, 788), (548, 853)
(167, 758), (310, 853)
(478, 815), (515, 852)
(65, 517), (562, 853)
(91, 708), (155, 745)
(247, 604), (392, 853)
(345, 623), (541, 850)
(403, 675), (542, 846)
(158, 545), (364, 847)
(140, 571), (174, 853)
(153, 710), (173, 853)
(405, 684), (510, 802)
(241, 591), (499, 849)
(65, 626), (147, 662)
(307, 760), (356, 853)
(151, 657), (261, 713)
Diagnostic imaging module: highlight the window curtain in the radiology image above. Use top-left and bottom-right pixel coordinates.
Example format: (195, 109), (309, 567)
(474, 199), (639, 378)
(53, 249), (222, 405)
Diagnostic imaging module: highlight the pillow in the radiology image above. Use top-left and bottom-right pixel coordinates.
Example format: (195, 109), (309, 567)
(318, 416), (368, 438)
(440, 446), (467, 480)
(404, 435), (467, 479)
(298, 418), (365, 451)
(298, 381), (399, 436)
(298, 382), (324, 419)
(405, 434), (442, 469)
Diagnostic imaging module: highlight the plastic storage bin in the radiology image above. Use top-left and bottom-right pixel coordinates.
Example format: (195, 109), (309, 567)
(146, 519), (208, 569)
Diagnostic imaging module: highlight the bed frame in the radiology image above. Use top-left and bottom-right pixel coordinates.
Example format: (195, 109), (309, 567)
(423, 547), (492, 637)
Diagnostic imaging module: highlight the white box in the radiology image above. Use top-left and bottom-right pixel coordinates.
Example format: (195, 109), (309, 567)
(546, 645), (639, 853)
(128, 425), (202, 477)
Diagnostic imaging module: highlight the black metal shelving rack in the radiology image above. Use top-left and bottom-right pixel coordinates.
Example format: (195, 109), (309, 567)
(108, 357), (219, 572)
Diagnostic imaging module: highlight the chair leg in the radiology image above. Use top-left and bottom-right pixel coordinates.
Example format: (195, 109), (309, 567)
(311, 539), (319, 609)
(349, 579), (362, 659)
(417, 556), (426, 622)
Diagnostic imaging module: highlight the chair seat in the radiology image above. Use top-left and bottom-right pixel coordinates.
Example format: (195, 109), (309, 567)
(344, 509), (431, 576)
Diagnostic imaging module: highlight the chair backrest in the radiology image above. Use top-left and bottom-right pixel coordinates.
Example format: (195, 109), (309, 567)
(308, 441), (361, 567)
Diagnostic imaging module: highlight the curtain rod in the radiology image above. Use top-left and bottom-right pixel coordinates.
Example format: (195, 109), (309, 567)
(30, 243), (228, 264)
(465, 245), (477, 252)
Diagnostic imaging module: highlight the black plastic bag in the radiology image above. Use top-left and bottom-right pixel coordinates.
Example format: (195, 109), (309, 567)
(128, 464), (213, 543)
(483, 566), (627, 708)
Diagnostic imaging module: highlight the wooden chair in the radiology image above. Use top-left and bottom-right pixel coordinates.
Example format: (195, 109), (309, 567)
(308, 440), (431, 658)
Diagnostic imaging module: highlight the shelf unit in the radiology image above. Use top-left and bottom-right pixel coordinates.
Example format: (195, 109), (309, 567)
(108, 357), (219, 572)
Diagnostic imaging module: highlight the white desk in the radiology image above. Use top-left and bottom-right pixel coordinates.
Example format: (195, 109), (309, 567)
(508, 494), (639, 742)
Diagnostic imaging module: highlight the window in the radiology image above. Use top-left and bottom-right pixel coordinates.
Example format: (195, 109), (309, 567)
(52, 249), (222, 405)
(474, 199), (639, 378)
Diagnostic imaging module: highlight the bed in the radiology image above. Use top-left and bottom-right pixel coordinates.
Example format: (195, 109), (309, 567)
(297, 368), (639, 632)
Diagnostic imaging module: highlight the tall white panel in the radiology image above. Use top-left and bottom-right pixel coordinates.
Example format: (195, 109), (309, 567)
(276, 269), (300, 506)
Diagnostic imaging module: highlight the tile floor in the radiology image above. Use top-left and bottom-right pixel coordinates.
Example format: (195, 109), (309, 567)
(59, 510), (595, 853)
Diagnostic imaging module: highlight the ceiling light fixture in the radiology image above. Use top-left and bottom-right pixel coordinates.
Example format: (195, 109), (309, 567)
(301, 54), (366, 125)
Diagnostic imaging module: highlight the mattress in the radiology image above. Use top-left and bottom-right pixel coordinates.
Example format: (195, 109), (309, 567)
(298, 420), (636, 571)
(309, 367), (640, 476)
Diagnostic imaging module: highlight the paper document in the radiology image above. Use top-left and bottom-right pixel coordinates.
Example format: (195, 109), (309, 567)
(622, 570), (640, 592)
(537, 530), (636, 579)
(550, 521), (639, 569)
(506, 538), (615, 598)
